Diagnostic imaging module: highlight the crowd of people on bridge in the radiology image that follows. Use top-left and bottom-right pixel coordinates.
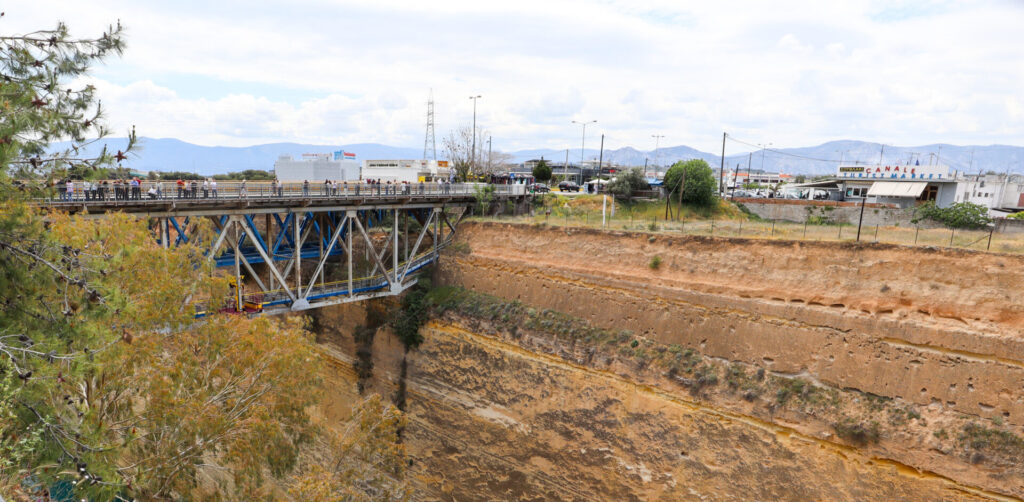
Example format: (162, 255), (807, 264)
(56, 178), (149, 201)
(53, 176), (461, 202)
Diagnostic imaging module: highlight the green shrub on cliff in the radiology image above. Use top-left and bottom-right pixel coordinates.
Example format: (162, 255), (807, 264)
(834, 417), (881, 445)
(390, 278), (433, 348)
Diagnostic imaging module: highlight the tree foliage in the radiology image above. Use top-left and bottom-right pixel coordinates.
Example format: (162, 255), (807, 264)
(290, 394), (410, 502)
(606, 167), (649, 199)
(664, 159), (717, 207)
(0, 20), (136, 185)
(532, 160), (552, 183)
(0, 17), (332, 500)
(915, 201), (992, 229)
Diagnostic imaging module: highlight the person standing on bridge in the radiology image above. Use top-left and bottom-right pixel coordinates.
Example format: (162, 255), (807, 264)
(239, 179), (247, 198)
(202, 178), (209, 198)
(211, 179), (218, 198)
(190, 179), (198, 199)
(303, 179), (310, 197)
(65, 179), (74, 201)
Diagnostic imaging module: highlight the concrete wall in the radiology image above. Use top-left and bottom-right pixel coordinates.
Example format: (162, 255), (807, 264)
(995, 217), (1024, 234)
(733, 198), (922, 226)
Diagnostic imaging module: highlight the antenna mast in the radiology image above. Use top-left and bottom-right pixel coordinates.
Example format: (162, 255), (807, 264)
(424, 89), (436, 160)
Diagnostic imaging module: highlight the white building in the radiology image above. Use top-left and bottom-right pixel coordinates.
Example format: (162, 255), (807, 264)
(725, 170), (793, 187)
(831, 163), (957, 208)
(273, 152), (360, 182)
(803, 164), (1024, 214)
(953, 173), (1024, 215)
(361, 159), (452, 183)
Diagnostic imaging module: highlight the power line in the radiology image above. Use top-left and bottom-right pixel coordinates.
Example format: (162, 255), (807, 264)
(725, 135), (844, 164)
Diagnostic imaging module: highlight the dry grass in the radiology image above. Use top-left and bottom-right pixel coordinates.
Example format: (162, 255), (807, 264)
(488, 196), (1024, 254)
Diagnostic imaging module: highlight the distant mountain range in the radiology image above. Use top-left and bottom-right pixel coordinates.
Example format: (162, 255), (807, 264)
(51, 137), (1024, 176)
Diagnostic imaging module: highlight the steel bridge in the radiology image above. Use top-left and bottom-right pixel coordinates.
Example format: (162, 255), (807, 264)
(44, 182), (527, 314)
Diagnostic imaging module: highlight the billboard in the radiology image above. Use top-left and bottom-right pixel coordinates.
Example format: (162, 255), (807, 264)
(837, 164), (949, 180)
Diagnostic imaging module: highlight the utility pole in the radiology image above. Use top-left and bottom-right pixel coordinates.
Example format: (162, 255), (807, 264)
(598, 134), (605, 174)
(469, 95), (482, 178)
(564, 149), (569, 182)
(487, 136), (492, 174)
(746, 152), (752, 188)
(572, 120), (596, 184)
(730, 163), (740, 200)
(719, 132), (726, 196)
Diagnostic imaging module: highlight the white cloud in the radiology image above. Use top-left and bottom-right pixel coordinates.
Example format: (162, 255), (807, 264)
(6, 0), (1024, 154)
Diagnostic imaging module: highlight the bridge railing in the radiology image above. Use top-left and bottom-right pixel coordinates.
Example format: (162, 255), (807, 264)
(45, 181), (525, 204)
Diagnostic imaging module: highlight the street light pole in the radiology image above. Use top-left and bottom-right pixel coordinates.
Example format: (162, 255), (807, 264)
(759, 143), (772, 171)
(572, 120), (596, 184)
(469, 95), (481, 179)
(651, 134), (665, 178)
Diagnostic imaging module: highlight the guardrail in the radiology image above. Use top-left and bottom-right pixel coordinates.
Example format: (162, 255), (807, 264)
(44, 181), (526, 204)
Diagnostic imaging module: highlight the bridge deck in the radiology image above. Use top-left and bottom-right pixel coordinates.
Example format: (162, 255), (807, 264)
(42, 182), (526, 216)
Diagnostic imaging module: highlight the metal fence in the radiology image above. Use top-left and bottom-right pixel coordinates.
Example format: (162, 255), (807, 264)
(499, 208), (1024, 254)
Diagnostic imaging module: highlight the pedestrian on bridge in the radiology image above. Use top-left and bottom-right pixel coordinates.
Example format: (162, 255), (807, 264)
(176, 179), (185, 199)
(211, 179), (218, 198)
(277, 178), (284, 197)
(239, 179), (248, 198)
(190, 179), (198, 199)
(303, 179), (310, 197)
(203, 179), (210, 198)
(65, 179), (74, 201)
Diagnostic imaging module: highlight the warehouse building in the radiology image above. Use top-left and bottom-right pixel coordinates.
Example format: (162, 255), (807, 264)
(273, 152), (360, 182)
(361, 159), (452, 183)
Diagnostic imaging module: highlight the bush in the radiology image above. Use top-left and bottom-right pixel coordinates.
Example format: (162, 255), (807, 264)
(834, 417), (882, 445)
(664, 159), (717, 208)
(389, 279), (432, 348)
(649, 255), (662, 269)
(1008, 211), (1024, 220)
(607, 167), (649, 199)
(915, 201), (992, 229)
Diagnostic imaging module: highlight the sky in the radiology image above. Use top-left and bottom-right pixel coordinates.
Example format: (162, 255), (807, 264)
(8, 0), (1024, 155)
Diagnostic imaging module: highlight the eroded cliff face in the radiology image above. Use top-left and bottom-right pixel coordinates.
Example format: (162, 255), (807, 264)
(311, 222), (1024, 501)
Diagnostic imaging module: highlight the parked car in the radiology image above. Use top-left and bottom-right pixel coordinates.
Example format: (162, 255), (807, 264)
(529, 183), (550, 193)
(558, 181), (580, 192)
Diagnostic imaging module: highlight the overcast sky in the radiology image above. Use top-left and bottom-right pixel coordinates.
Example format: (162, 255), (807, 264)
(9, 1), (1024, 154)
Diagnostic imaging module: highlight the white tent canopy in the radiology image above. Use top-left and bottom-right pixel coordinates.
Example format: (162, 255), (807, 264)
(867, 181), (927, 198)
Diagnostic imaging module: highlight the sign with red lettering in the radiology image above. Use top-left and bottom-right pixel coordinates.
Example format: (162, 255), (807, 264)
(837, 164), (948, 180)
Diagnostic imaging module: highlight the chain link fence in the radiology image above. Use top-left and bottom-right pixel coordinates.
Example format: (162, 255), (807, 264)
(488, 201), (1024, 254)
